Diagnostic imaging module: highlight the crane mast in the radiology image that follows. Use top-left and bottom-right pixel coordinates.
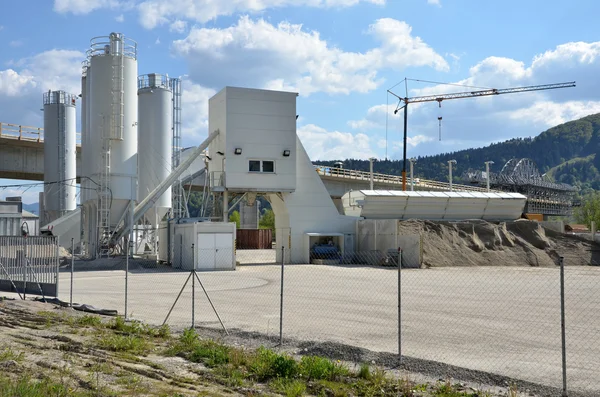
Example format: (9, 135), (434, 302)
(387, 81), (576, 191)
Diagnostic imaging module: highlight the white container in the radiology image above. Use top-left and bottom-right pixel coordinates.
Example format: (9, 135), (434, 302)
(80, 70), (88, 205)
(173, 221), (236, 271)
(43, 90), (77, 225)
(87, 33), (138, 226)
(137, 73), (172, 225)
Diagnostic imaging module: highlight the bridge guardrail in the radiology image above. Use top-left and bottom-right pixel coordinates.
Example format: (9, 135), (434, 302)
(314, 165), (498, 193)
(0, 122), (82, 145)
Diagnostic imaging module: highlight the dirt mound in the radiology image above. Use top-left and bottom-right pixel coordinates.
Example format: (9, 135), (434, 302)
(398, 219), (598, 267)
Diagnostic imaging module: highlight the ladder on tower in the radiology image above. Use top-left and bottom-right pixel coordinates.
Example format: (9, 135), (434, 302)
(170, 78), (186, 219)
(97, 46), (125, 258)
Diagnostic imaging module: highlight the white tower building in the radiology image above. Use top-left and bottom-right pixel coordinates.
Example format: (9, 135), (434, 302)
(42, 90), (77, 225)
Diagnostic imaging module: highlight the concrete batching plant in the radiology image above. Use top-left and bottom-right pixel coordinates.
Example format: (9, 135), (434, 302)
(41, 90), (77, 226)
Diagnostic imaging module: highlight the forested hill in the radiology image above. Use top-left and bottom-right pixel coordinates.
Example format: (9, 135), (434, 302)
(313, 113), (600, 193)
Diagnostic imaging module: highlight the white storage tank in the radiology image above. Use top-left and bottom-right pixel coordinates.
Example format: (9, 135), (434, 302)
(137, 73), (172, 225)
(87, 32), (138, 226)
(42, 90), (77, 225)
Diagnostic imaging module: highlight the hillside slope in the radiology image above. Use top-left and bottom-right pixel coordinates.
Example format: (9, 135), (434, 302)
(314, 113), (600, 192)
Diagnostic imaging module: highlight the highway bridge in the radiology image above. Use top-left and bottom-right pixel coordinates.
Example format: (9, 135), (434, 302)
(0, 122), (574, 215)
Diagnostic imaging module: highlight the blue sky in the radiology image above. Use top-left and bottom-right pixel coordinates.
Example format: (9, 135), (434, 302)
(1, 0), (600, 203)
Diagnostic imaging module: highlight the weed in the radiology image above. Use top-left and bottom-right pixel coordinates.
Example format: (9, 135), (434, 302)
(248, 347), (298, 381)
(270, 378), (307, 397)
(358, 363), (371, 380)
(0, 374), (82, 397)
(299, 355), (344, 381)
(73, 314), (102, 327)
(98, 334), (152, 354)
(214, 366), (247, 387)
(0, 346), (24, 362)
(189, 340), (232, 367)
(507, 383), (519, 397)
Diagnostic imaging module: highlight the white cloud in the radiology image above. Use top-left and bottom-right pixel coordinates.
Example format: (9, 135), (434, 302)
(169, 19), (187, 33)
(173, 16), (447, 96)
(0, 69), (36, 96)
(298, 124), (378, 160)
(346, 40), (600, 158)
(53, 0), (121, 14)
(115, 13), (125, 22)
(427, 0), (441, 6)
(0, 49), (84, 128)
(9, 40), (23, 47)
(180, 81), (216, 146)
(155, 37), (161, 45)
(137, 0), (385, 29)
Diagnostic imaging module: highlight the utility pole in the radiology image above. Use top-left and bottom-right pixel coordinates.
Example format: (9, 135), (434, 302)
(369, 157), (377, 190)
(408, 158), (417, 191)
(448, 160), (457, 192)
(484, 160), (494, 192)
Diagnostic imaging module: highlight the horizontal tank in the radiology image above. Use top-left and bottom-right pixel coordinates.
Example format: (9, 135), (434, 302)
(86, 33), (138, 227)
(43, 90), (77, 226)
(137, 73), (172, 225)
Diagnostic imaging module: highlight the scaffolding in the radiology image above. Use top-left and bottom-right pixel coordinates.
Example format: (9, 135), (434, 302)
(463, 158), (577, 216)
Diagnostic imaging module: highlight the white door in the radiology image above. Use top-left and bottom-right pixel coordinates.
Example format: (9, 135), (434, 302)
(214, 233), (233, 269)
(197, 234), (216, 270)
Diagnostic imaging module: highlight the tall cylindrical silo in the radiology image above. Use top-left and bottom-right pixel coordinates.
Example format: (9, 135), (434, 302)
(43, 90), (77, 225)
(137, 73), (172, 225)
(80, 65), (89, 205)
(88, 33), (138, 232)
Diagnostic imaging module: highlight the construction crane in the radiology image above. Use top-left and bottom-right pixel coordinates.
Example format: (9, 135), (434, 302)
(387, 81), (576, 191)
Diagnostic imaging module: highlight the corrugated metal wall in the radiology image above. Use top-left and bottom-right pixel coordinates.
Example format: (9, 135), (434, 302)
(236, 229), (272, 249)
(0, 216), (21, 236)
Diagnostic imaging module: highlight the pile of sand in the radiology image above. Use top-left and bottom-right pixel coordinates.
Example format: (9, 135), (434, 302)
(398, 219), (598, 267)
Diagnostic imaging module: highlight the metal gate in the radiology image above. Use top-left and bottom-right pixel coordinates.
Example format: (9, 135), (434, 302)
(0, 236), (60, 298)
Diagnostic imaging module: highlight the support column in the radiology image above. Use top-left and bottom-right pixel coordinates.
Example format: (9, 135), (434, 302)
(222, 190), (229, 223)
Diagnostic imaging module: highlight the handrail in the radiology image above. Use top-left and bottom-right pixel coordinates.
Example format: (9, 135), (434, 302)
(314, 164), (500, 193)
(0, 122), (82, 145)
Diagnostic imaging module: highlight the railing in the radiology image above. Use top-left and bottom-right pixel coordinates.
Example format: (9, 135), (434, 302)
(314, 165), (499, 193)
(0, 122), (81, 145)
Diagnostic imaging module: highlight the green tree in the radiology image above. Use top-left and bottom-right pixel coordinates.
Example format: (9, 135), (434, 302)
(574, 192), (600, 228)
(229, 210), (240, 228)
(259, 209), (275, 232)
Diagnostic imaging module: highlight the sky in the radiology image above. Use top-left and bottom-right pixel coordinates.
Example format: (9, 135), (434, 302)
(1, 0), (600, 203)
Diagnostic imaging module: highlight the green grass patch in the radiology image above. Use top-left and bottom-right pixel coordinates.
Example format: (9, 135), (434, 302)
(0, 346), (24, 362)
(269, 378), (306, 397)
(107, 317), (171, 339)
(299, 355), (348, 381)
(0, 374), (86, 397)
(97, 334), (152, 354)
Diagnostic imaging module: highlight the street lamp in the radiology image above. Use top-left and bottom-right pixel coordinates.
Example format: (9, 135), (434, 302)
(448, 160), (457, 192)
(484, 161), (494, 192)
(369, 157), (377, 190)
(408, 158), (417, 191)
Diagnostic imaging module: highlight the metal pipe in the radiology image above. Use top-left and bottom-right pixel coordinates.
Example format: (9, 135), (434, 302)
(113, 129), (220, 242)
(279, 245), (285, 346)
(560, 256), (568, 397)
(222, 190), (229, 222)
(485, 161), (494, 192)
(398, 247), (402, 364)
(409, 158), (416, 191)
(402, 104), (408, 191)
(70, 238), (74, 307)
(369, 157), (376, 190)
(192, 243), (195, 329)
(448, 160), (457, 192)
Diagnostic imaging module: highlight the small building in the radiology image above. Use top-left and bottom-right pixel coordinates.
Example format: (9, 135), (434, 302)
(0, 198), (39, 237)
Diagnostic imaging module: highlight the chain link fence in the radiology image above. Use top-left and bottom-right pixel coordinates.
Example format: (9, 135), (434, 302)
(1, 228), (597, 396)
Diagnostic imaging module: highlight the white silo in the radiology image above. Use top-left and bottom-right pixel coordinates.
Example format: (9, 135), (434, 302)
(42, 90), (77, 225)
(137, 73), (173, 225)
(87, 33), (138, 253)
(80, 64), (89, 206)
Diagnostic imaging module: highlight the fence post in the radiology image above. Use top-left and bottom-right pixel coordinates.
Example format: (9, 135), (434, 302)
(192, 243), (195, 329)
(23, 238), (27, 300)
(125, 238), (130, 320)
(560, 256), (568, 397)
(398, 247), (402, 364)
(70, 238), (74, 307)
(279, 245), (285, 346)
